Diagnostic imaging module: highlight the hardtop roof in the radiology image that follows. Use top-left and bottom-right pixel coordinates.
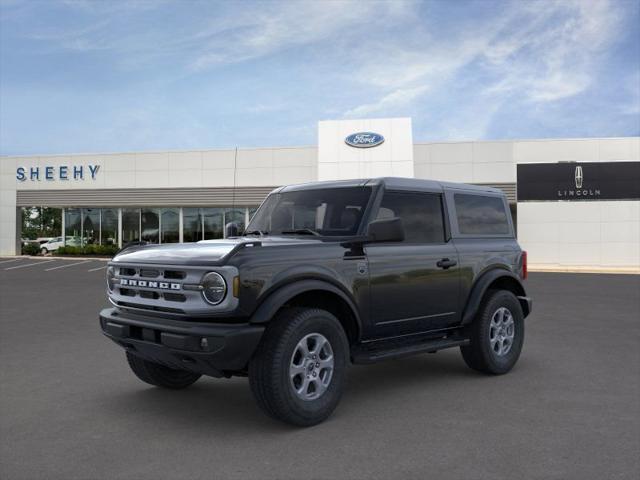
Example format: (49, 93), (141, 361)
(276, 177), (503, 196)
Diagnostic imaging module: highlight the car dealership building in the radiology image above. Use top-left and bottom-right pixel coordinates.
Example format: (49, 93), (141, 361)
(1, 118), (639, 271)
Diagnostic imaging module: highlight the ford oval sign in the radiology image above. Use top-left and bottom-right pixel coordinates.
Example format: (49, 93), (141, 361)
(345, 132), (385, 148)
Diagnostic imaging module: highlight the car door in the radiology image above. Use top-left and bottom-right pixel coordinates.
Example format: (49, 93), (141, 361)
(365, 190), (461, 338)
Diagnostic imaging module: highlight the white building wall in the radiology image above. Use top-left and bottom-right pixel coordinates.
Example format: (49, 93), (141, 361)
(8, 146), (317, 191)
(515, 137), (640, 270)
(318, 118), (413, 180)
(0, 158), (18, 255)
(2, 132), (639, 270)
(0, 147), (317, 255)
(414, 141), (515, 183)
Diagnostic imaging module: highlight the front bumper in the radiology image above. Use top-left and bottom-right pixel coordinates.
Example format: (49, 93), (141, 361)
(99, 308), (264, 377)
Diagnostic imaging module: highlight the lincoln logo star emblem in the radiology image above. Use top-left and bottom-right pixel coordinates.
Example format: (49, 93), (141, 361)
(575, 166), (583, 189)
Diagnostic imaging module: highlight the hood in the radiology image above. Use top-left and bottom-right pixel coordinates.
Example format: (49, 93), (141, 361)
(112, 236), (325, 265)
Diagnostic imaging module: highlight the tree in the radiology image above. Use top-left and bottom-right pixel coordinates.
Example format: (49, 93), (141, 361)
(21, 207), (62, 239)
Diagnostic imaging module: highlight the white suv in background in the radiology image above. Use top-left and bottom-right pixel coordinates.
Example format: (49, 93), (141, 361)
(40, 237), (80, 254)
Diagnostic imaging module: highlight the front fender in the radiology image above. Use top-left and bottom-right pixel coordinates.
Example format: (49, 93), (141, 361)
(249, 278), (362, 330)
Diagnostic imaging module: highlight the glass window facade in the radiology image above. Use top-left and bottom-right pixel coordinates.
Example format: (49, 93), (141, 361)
(122, 208), (140, 244)
(225, 208), (246, 235)
(59, 206), (258, 246)
(64, 209), (82, 246)
(101, 209), (118, 246)
(203, 208), (224, 240)
(141, 208), (160, 243)
(82, 208), (100, 245)
(161, 208), (180, 243)
(182, 208), (202, 243)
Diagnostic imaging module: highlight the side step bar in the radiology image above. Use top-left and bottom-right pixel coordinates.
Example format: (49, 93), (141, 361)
(352, 335), (470, 364)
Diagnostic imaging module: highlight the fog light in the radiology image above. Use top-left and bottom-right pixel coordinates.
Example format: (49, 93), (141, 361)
(200, 338), (209, 349)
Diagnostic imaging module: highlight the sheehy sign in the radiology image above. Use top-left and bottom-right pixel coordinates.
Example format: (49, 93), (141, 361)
(16, 164), (100, 182)
(517, 162), (640, 201)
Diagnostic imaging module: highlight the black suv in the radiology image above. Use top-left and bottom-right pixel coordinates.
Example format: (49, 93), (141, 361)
(100, 177), (532, 426)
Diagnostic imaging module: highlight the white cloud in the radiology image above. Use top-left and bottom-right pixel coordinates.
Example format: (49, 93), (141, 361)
(483, 0), (622, 103)
(189, 1), (413, 71)
(344, 85), (429, 118)
(342, 0), (625, 132)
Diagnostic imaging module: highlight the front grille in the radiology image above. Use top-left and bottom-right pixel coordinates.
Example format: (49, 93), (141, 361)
(118, 287), (185, 303)
(164, 270), (186, 280)
(140, 269), (160, 278)
(139, 290), (160, 300)
(163, 292), (186, 302)
(108, 263), (237, 316)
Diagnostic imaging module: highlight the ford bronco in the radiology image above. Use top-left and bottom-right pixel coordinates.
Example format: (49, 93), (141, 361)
(100, 177), (532, 426)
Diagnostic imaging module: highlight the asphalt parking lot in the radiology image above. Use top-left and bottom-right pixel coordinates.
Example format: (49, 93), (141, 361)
(0, 258), (638, 480)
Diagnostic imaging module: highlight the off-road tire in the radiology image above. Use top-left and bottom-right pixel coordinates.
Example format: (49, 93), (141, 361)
(249, 308), (349, 427)
(461, 289), (524, 375)
(126, 352), (201, 389)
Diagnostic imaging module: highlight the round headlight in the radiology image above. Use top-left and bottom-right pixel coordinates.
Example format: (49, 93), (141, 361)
(106, 266), (116, 292)
(201, 272), (227, 305)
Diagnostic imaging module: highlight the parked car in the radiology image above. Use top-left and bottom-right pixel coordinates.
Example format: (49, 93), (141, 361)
(100, 177), (532, 426)
(40, 236), (80, 254)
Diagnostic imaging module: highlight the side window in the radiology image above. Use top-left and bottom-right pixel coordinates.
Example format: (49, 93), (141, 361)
(375, 191), (445, 243)
(454, 194), (510, 235)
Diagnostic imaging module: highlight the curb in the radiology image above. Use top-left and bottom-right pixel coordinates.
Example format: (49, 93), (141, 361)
(529, 265), (640, 275)
(1, 255), (111, 262)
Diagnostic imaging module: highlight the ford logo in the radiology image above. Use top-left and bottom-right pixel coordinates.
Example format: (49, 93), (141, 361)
(345, 132), (385, 148)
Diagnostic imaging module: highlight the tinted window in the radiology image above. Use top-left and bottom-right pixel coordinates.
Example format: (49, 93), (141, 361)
(454, 194), (510, 235)
(376, 191), (445, 243)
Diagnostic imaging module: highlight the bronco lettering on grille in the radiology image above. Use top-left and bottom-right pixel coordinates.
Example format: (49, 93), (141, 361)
(120, 278), (181, 290)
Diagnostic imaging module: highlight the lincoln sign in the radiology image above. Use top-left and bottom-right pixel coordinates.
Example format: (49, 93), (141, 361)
(517, 162), (640, 201)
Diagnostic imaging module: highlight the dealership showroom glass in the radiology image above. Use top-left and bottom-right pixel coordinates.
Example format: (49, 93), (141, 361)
(1, 117), (638, 271)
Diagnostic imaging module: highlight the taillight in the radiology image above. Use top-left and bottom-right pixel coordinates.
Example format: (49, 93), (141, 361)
(521, 251), (528, 280)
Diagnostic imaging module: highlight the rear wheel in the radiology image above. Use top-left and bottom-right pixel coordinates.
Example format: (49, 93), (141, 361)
(126, 352), (201, 389)
(249, 308), (349, 426)
(461, 290), (524, 375)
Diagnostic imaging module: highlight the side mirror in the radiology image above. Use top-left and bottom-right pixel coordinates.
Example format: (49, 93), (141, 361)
(366, 217), (404, 243)
(225, 222), (242, 237)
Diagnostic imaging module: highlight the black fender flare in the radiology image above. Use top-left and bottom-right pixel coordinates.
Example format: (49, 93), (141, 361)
(461, 269), (531, 324)
(249, 278), (362, 335)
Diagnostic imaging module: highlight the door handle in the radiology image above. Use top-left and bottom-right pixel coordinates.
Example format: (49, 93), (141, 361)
(437, 258), (457, 269)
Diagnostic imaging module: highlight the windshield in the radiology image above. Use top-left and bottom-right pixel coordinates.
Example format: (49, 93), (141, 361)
(246, 187), (373, 236)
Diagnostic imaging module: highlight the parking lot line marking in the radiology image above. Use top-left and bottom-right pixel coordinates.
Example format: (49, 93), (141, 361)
(5, 260), (56, 270)
(88, 265), (107, 272)
(44, 260), (92, 271)
(0, 258), (24, 265)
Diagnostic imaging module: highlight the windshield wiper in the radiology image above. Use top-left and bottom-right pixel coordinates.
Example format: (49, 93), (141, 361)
(280, 228), (321, 236)
(244, 230), (268, 236)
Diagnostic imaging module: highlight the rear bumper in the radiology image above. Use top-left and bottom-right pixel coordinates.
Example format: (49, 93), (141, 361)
(99, 307), (264, 377)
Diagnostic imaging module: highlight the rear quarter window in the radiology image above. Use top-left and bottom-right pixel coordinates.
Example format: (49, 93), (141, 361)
(454, 193), (511, 235)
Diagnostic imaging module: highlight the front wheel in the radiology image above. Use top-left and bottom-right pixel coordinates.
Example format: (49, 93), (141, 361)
(460, 290), (525, 375)
(126, 352), (201, 389)
(249, 308), (349, 427)
(40, 248), (48, 255)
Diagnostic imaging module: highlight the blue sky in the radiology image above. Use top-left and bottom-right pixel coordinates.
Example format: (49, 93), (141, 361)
(1, 0), (639, 155)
